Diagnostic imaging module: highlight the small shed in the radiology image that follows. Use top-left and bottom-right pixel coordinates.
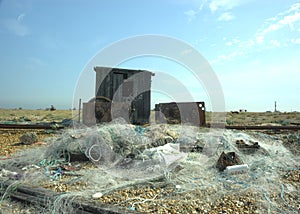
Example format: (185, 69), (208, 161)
(83, 67), (154, 125)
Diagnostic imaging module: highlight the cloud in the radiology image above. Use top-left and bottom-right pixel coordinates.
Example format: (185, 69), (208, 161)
(255, 35), (264, 44)
(25, 57), (47, 71)
(264, 12), (300, 33)
(212, 50), (244, 63)
(225, 38), (240, 46)
(287, 2), (300, 13)
(209, 0), (242, 13)
(17, 13), (26, 22)
(198, 0), (208, 11)
(213, 2), (300, 64)
(256, 3), (300, 43)
(184, 9), (197, 22)
(269, 39), (281, 48)
(1, 13), (30, 36)
(218, 12), (235, 21)
(291, 38), (300, 44)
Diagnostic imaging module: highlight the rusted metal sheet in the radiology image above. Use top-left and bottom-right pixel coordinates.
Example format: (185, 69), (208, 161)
(154, 102), (206, 126)
(83, 99), (135, 126)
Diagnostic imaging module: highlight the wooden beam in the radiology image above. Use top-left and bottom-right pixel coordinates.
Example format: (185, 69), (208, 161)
(0, 123), (64, 129)
(0, 180), (139, 214)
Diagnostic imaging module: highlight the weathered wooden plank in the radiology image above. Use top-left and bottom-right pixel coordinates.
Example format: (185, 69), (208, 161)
(0, 123), (64, 129)
(0, 181), (139, 214)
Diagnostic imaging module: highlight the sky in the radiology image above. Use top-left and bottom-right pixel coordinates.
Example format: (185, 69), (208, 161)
(0, 0), (299, 112)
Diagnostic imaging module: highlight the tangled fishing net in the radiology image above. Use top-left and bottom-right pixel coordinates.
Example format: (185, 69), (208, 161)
(0, 118), (299, 213)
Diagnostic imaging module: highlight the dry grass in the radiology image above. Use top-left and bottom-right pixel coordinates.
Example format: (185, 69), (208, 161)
(0, 109), (73, 123)
(0, 109), (73, 157)
(206, 111), (300, 126)
(0, 109), (299, 126)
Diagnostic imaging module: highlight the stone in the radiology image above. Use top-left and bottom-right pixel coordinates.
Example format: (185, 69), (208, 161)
(19, 132), (38, 145)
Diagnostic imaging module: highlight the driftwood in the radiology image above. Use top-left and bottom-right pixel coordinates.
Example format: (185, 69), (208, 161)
(0, 180), (139, 214)
(0, 123), (64, 130)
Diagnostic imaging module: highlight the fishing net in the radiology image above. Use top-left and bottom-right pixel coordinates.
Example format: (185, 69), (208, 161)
(0, 121), (299, 213)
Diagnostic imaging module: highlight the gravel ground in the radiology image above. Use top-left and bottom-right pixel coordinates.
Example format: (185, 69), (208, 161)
(0, 129), (299, 214)
(0, 129), (55, 157)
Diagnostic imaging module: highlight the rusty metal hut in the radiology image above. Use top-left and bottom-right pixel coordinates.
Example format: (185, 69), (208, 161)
(83, 67), (154, 125)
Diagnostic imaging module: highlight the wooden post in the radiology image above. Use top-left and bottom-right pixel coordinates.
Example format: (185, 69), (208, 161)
(78, 98), (82, 123)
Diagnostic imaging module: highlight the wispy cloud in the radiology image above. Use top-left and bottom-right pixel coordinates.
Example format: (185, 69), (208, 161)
(199, 0), (208, 11)
(17, 13), (26, 22)
(1, 13), (30, 36)
(185, 0), (249, 22)
(184, 9), (197, 22)
(181, 0), (208, 22)
(286, 2), (300, 14)
(25, 57), (47, 71)
(291, 38), (300, 44)
(269, 39), (281, 48)
(213, 2), (300, 64)
(255, 4), (300, 43)
(209, 0), (243, 13)
(225, 38), (240, 46)
(218, 12), (235, 21)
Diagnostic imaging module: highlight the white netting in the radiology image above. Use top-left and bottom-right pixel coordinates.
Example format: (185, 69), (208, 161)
(0, 122), (299, 213)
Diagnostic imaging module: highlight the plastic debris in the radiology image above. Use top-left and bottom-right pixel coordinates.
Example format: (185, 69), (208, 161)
(216, 151), (243, 171)
(0, 169), (21, 180)
(224, 164), (249, 174)
(92, 192), (103, 199)
(175, 185), (182, 189)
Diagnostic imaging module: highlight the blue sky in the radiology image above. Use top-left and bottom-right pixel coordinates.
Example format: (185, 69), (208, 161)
(0, 0), (299, 111)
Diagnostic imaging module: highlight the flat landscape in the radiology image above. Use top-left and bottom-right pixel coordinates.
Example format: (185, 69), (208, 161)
(1, 108), (300, 125)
